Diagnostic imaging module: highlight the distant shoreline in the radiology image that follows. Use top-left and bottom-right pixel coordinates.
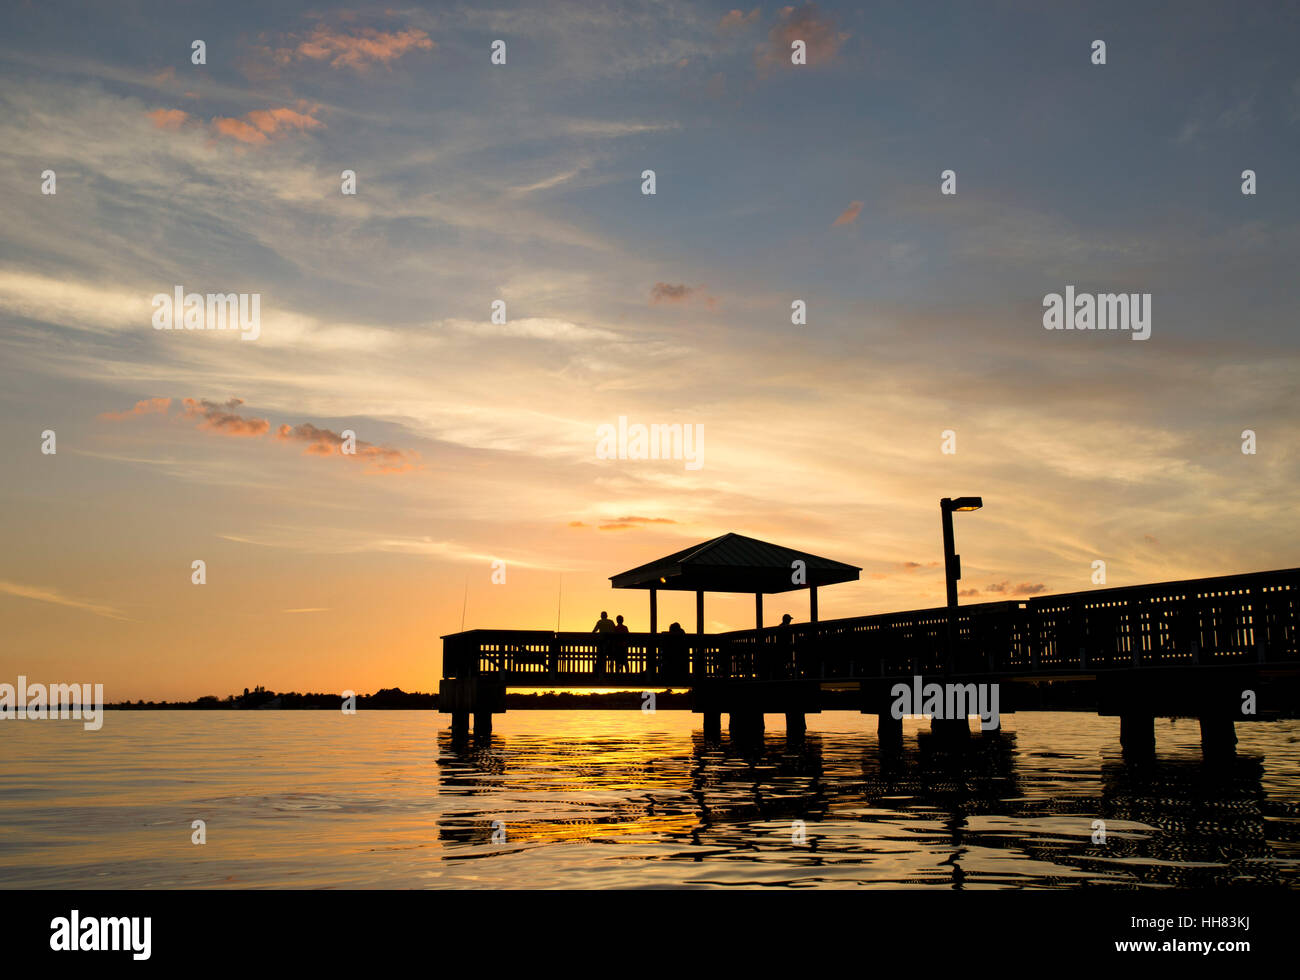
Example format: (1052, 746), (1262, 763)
(104, 688), (701, 710)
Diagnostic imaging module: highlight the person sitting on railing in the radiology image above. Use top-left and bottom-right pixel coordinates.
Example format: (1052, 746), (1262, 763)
(614, 615), (630, 673)
(592, 611), (616, 677)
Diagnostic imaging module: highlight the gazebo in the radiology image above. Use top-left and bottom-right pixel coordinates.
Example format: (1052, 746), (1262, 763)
(609, 532), (861, 635)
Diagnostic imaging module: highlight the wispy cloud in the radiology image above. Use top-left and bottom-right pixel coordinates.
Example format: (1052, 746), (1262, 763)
(442, 317), (619, 343)
(649, 282), (717, 308)
(253, 25), (434, 73)
(981, 581), (1045, 596)
(0, 580), (129, 622)
(99, 397), (172, 421)
(598, 516), (678, 530)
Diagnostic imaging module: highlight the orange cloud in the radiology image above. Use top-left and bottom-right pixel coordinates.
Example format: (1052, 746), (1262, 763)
(265, 26), (434, 71)
(210, 103), (324, 144)
(895, 560), (940, 572)
(99, 397), (172, 421)
(275, 423), (418, 474)
(832, 200), (863, 226)
(147, 108), (189, 130)
(99, 397), (417, 473)
(183, 398), (270, 437)
(212, 117), (268, 144)
(759, 3), (850, 72)
(719, 8), (761, 30)
(598, 516), (678, 531)
(246, 105), (325, 135)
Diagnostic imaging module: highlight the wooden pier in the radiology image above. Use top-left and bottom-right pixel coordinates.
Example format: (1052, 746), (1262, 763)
(439, 535), (1300, 755)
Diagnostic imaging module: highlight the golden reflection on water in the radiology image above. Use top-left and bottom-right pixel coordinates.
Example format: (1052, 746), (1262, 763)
(1, 710), (1298, 888)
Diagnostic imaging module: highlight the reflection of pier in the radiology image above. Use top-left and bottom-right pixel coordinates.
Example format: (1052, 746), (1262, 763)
(440, 533), (1300, 756)
(432, 726), (1291, 888)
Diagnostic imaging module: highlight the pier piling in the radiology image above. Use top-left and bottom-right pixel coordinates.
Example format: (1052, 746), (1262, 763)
(1119, 713), (1155, 758)
(703, 711), (721, 740)
(1199, 715), (1237, 759)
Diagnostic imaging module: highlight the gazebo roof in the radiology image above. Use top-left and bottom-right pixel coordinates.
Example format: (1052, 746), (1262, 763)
(609, 532), (861, 594)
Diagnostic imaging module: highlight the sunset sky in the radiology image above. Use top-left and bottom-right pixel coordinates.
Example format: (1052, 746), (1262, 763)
(2, 1), (1298, 701)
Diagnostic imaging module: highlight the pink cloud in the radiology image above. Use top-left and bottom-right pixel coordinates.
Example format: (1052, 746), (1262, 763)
(209, 104), (324, 144)
(146, 108), (189, 130)
(832, 200), (863, 226)
(246, 105), (325, 135)
(719, 8), (761, 31)
(211, 117), (268, 144)
(758, 3), (850, 72)
(263, 26), (434, 72)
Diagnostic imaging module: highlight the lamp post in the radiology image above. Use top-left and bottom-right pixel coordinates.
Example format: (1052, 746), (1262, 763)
(940, 496), (982, 674)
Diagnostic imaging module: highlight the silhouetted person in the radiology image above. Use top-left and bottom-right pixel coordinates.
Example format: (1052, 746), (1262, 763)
(774, 613), (795, 678)
(663, 622), (689, 681)
(593, 610), (615, 677)
(614, 614), (630, 672)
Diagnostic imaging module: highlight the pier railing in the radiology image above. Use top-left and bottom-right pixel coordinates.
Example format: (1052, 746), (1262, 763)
(442, 567), (1300, 682)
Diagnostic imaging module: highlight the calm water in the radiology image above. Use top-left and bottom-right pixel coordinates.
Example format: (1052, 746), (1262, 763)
(1, 710), (1298, 889)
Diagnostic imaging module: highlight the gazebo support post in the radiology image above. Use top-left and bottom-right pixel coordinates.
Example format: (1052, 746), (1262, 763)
(648, 587), (658, 677)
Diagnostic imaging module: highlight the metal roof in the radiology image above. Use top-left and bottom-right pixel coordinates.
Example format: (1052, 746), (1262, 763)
(609, 532), (861, 594)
